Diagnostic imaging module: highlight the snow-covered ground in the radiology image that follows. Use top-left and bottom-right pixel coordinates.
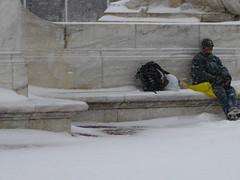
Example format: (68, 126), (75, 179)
(1, 81), (240, 180)
(1, 113), (240, 180)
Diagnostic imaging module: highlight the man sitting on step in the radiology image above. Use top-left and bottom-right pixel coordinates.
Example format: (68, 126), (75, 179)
(191, 38), (240, 120)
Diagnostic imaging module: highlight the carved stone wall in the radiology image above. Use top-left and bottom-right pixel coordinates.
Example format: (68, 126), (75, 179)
(125, 0), (240, 15)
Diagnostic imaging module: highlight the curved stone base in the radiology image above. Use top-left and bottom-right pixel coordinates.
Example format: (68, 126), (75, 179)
(30, 85), (231, 122)
(0, 117), (71, 133)
(0, 96), (88, 133)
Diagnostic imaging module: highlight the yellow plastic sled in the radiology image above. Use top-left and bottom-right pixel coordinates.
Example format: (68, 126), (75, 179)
(187, 82), (238, 98)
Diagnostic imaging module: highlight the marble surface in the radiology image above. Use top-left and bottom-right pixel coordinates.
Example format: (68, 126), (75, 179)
(0, 94), (88, 132)
(29, 119), (71, 133)
(135, 24), (199, 48)
(66, 23), (136, 49)
(73, 103), (223, 122)
(0, 52), (28, 96)
(24, 48), (240, 89)
(199, 25), (240, 48)
(0, 0), (22, 51)
(25, 50), (103, 89)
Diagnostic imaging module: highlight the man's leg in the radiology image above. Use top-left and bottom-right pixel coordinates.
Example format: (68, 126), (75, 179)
(225, 86), (240, 119)
(212, 85), (229, 116)
(225, 86), (239, 109)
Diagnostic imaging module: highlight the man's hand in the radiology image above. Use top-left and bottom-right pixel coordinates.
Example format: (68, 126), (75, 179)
(214, 75), (231, 88)
(223, 76), (231, 88)
(214, 75), (224, 85)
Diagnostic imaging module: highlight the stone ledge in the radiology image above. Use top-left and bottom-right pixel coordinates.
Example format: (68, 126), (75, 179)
(29, 85), (221, 103)
(30, 84), (240, 122)
(0, 96), (88, 132)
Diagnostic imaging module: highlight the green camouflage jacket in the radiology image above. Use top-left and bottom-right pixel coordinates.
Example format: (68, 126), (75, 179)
(191, 50), (231, 85)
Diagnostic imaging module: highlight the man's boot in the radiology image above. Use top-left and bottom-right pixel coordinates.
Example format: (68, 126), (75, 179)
(227, 107), (240, 120)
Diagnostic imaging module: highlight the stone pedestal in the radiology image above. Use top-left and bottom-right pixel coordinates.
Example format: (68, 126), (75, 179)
(0, 52), (28, 96)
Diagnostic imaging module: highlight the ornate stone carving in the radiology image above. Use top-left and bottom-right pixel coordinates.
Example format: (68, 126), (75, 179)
(124, 0), (240, 15)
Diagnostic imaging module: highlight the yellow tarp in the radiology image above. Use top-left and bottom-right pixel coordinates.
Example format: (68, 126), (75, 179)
(187, 82), (238, 98)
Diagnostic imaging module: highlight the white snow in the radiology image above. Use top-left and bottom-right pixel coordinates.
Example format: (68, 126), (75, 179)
(0, 88), (28, 103)
(99, 15), (200, 23)
(1, 82), (240, 179)
(1, 114), (240, 180)
(55, 21), (240, 25)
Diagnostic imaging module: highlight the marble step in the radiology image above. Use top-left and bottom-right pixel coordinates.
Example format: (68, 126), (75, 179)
(103, 11), (202, 19)
(100, 12), (235, 22)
